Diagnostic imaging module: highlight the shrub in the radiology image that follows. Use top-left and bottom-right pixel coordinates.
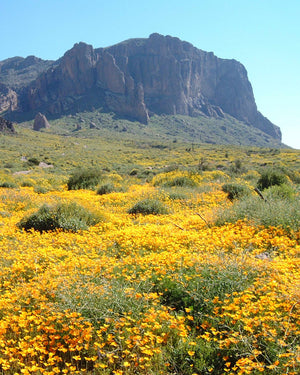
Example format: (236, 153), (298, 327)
(264, 183), (295, 201)
(128, 198), (168, 215)
(168, 191), (188, 200)
(222, 183), (250, 201)
(163, 176), (197, 188)
(257, 169), (288, 190)
(27, 157), (40, 166)
(67, 168), (102, 190)
(18, 202), (102, 232)
(96, 183), (115, 195)
(34, 186), (49, 194)
(229, 159), (246, 175)
(0, 181), (17, 188)
(129, 169), (138, 176)
(20, 180), (34, 187)
(215, 195), (300, 231)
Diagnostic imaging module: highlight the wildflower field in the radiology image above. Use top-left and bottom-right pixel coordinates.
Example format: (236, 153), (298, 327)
(0, 126), (299, 374)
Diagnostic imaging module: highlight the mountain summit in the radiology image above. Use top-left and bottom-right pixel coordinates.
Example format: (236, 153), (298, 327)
(0, 34), (281, 140)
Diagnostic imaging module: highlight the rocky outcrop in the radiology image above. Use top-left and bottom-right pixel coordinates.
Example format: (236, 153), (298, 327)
(0, 116), (15, 133)
(2, 34), (281, 140)
(0, 84), (18, 113)
(33, 112), (50, 131)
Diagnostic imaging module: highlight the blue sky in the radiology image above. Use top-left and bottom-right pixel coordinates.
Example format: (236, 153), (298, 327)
(1, 0), (299, 148)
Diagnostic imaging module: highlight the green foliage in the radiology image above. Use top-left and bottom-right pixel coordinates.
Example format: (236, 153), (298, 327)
(264, 183), (295, 201)
(163, 176), (197, 188)
(18, 202), (102, 232)
(257, 169), (288, 190)
(215, 195), (300, 231)
(67, 168), (102, 190)
(27, 157), (40, 166)
(151, 263), (259, 374)
(128, 198), (168, 215)
(20, 180), (35, 187)
(229, 158), (246, 175)
(0, 181), (18, 188)
(96, 182), (115, 195)
(168, 191), (188, 200)
(222, 183), (251, 201)
(33, 186), (49, 194)
(153, 264), (256, 317)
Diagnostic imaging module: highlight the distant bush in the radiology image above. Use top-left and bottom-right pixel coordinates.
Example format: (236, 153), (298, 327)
(257, 169), (288, 190)
(264, 183), (295, 201)
(222, 183), (251, 201)
(96, 183), (115, 195)
(168, 191), (188, 200)
(0, 181), (17, 188)
(67, 168), (102, 190)
(129, 169), (138, 176)
(27, 157), (40, 166)
(163, 176), (197, 188)
(18, 202), (102, 232)
(215, 195), (300, 232)
(3, 163), (14, 169)
(20, 180), (35, 187)
(229, 159), (246, 175)
(34, 186), (49, 194)
(128, 198), (168, 215)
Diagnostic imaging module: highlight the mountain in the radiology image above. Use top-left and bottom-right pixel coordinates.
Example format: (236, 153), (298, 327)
(0, 33), (281, 142)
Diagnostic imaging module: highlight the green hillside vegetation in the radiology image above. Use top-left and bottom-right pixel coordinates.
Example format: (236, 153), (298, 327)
(17, 110), (284, 147)
(0, 112), (298, 190)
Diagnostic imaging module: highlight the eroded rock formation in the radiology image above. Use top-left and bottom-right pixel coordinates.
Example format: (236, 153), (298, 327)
(0, 116), (15, 133)
(1, 34), (281, 140)
(33, 112), (50, 131)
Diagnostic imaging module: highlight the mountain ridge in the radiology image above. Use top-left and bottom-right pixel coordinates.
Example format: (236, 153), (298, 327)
(0, 33), (281, 143)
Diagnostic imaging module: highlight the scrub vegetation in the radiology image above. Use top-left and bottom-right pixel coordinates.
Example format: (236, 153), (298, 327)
(0, 118), (299, 374)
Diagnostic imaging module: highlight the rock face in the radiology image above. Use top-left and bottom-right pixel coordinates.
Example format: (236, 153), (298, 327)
(0, 84), (18, 112)
(2, 34), (281, 140)
(0, 56), (55, 113)
(33, 112), (50, 131)
(0, 116), (15, 133)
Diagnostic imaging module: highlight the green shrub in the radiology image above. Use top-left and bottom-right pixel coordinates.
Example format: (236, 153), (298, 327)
(222, 183), (250, 201)
(20, 180), (34, 187)
(27, 157), (40, 166)
(163, 176), (197, 188)
(128, 198), (168, 215)
(168, 191), (188, 200)
(257, 169), (288, 190)
(215, 195), (300, 232)
(18, 202), (102, 232)
(0, 181), (18, 188)
(129, 169), (138, 176)
(67, 168), (102, 190)
(96, 183), (115, 195)
(34, 186), (49, 194)
(229, 159), (246, 174)
(264, 183), (295, 201)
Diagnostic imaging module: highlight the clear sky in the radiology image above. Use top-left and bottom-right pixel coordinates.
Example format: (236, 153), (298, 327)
(1, 0), (299, 148)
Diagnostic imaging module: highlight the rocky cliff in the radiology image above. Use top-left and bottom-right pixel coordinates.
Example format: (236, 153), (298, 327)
(1, 34), (281, 140)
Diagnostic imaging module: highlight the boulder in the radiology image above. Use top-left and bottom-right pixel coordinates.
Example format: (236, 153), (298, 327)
(0, 116), (15, 133)
(33, 112), (50, 131)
